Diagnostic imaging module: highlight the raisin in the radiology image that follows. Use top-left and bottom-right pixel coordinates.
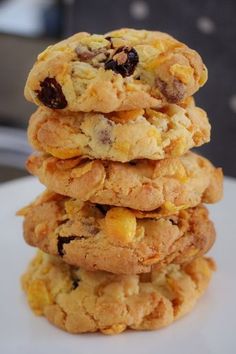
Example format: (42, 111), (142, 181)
(155, 77), (185, 103)
(36, 77), (67, 109)
(57, 235), (77, 256)
(104, 46), (139, 77)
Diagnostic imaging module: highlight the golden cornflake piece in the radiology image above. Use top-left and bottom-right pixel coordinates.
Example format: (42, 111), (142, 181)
(105, 207), (137, 243)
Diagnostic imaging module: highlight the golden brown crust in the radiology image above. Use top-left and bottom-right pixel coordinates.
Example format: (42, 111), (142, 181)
(24, 29), (207, 113)
(21, 251), (215, 334)
(20, 190), (216, 274)
(27, 98), (210, 162)
(26, 151), (223, 211)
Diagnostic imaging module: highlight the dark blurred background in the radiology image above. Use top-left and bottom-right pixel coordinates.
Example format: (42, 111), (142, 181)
(0, 0), (235, 182)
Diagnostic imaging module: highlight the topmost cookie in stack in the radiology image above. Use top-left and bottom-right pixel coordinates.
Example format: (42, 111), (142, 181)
(20, 29), (223, 334)
(24, 28), (207, 113)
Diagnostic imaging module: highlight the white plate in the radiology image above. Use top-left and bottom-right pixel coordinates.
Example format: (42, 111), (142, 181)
(0, 176), (236, 354)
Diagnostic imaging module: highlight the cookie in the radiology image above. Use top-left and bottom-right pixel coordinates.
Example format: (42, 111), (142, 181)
(21, 251), (215, 334)
(24, 28), (207, 113)
(26, 151), (223, 212)
(28, 97), (210, 162)
(19, 190), (215, 274)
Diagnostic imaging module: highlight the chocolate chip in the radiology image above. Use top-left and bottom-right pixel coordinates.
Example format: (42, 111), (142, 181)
(72, 278), (80, 289)
(36, 78), (67, 109)
(104, 46), (139, 77)
(57, 235), (77, 256)
(98, 129), (112, 145)
(155, 77), (185, 103)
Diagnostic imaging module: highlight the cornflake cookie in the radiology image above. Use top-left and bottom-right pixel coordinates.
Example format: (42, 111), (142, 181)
(28, 97), (210, 162)
(24, 28), (207, 113)
(18, 190), (215, 274)
(21, 251), (215, 334)
(26, 152), (223, 212)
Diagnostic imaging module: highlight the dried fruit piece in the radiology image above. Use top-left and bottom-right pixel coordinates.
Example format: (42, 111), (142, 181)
(156, 77), (185, 103)
(105, 46), (139, 77)
(36, 77), (67, 109)
(57, 235), (77, 256)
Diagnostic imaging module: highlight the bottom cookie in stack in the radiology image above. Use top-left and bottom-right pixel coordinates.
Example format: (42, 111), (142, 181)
(21, 251), (215, 334)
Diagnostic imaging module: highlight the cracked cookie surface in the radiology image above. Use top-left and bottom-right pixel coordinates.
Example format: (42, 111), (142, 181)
(19, 190), (215, 274)
(26, 151), (223, 212)
(28, 97), (210, 162)
(24, 28), (207, 113)
(21, 251), (215, 334)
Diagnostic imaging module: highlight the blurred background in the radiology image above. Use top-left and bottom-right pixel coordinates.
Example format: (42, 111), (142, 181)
(0, 0), (235, 182)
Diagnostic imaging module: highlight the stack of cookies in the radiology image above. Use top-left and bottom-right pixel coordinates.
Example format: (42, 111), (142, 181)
(19, 29), (223, 335)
